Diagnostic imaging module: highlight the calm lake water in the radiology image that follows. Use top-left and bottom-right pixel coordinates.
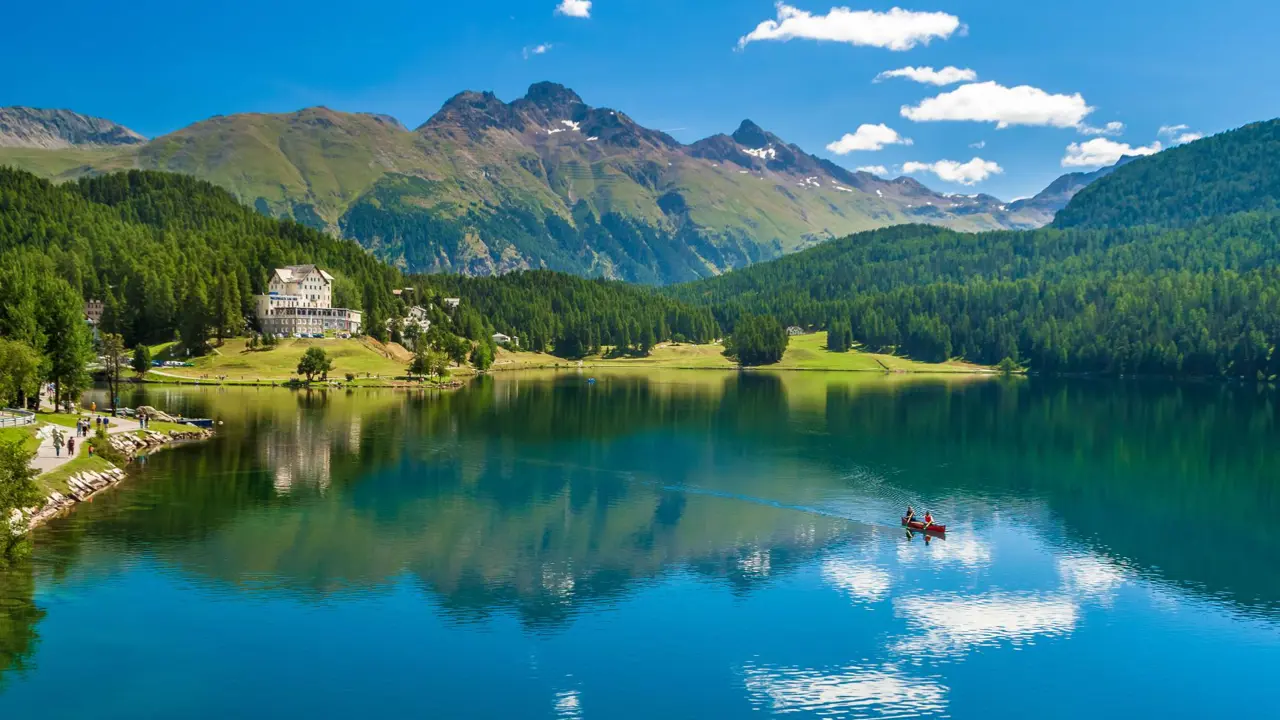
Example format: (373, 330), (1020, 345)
(2, 372), (1278, 718)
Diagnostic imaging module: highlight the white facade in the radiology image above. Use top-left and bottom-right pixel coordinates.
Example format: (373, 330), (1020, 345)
(268, 265), (333, 308)
(255, 265), (362, 336)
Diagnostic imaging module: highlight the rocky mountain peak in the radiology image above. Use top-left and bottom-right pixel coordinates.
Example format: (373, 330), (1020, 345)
(421, 91), (525, 136)
(0, 107), (146, 149)
(522, 82), (586, 120)
(731, 119), (773, 150)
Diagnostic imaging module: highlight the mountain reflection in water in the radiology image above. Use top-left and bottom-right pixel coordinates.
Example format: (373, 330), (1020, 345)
(1, 372), (1277, 717)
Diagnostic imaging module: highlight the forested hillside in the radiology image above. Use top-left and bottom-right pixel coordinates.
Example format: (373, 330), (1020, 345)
(1054, 119), (1280, 228)
(0, 168), (401, 348)
(416, 270), (719, 357)
(0, 167), (721, 366)
(669, 215), (1280, 378)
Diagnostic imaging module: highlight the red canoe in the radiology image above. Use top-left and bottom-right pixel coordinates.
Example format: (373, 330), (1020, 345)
(901, 518), (947, 534)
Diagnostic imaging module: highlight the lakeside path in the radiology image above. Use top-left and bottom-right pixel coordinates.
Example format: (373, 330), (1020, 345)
(30, 415), (142, 475)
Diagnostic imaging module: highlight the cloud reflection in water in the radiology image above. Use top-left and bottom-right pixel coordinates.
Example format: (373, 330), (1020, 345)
(742, 662), (949, 717)
(894, 593), (1078, 656)
(823, 557), (893, 604)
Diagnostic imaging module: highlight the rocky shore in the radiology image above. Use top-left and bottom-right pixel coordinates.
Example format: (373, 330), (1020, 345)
(16, 426), (215, 532)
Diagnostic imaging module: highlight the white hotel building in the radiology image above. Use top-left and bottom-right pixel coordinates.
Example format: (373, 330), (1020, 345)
(254, 265), (362, 336)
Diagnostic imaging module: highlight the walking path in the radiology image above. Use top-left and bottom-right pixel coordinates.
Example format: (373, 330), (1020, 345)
(30, 415), (143, 475)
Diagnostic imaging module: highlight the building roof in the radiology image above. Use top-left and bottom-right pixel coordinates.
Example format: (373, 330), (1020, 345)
(274, 265), (334, 283)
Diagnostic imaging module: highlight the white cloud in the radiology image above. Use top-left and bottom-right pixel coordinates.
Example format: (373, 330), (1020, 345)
(523, 43), (554, 59)
(1061, 137), (1161, 167)
(1080, 120), (1125, 136)
(1158, 124), (1204, 145)
(856, 165), (889, 176)
(739, 3), (962, 51)
(902, 157), (1002, 185)
(901, 81), (1093, 129)
(826, 123), (912, 154)
(875, 66), (977, 86)
(969, 140), (985, 149)
(555, 0), (591, 18)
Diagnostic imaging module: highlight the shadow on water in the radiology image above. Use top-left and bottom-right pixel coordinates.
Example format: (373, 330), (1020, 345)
(5, 372), (1274, 664)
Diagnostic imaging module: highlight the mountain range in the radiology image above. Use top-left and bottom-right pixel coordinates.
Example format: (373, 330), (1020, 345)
(0, 82), (1120, 284)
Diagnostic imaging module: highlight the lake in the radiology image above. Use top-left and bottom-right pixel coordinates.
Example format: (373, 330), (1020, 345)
(2, 372), (1278, 718)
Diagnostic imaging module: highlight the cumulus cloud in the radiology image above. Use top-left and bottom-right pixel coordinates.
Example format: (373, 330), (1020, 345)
(523, 43), (554, 59)
(1061, 138), (1161, 167)
(901, 81), (1093, 129)
(1080, 121), (1125, 136)
(555, 0), (591, 18)
(856, 165), (889, 176)
(1158, 124), (1204, 145)
(902, 157), (1002, 185)
(739, 3), (962, 51)
(875, 66), (977, 86)
(826, 123), (912, 154)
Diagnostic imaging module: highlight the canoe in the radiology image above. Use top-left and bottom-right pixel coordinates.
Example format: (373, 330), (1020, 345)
(901, 518), (946, 534)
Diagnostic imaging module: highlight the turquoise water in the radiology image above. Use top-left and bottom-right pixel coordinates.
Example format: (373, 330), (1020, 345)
(2, 372), (1278, 718)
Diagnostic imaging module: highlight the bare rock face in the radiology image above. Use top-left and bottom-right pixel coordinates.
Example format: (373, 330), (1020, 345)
(0, 107), (147, 149)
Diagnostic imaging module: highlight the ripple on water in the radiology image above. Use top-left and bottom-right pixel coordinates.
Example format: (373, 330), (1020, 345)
(742, 661), (950, 718)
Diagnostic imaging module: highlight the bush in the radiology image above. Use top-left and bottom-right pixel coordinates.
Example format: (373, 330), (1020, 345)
(344, 372), (356, 382)
(89, 430), (126, 465)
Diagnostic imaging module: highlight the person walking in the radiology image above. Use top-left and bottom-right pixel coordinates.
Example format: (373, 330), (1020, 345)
(67, 437), (75, 455)
(52, 429), (63, 457)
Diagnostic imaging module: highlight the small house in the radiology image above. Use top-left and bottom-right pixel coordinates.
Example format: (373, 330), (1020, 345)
(786, 326), (805, 336)
(492, 333), (518, 347)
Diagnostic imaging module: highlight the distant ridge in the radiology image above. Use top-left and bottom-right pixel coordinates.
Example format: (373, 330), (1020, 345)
(0, 83), (1125, 283)
(0, 106), (147, 149)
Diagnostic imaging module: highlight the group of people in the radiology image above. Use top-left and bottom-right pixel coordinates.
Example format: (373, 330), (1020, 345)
(904, 506), (935, 531)
(50, 427), (72, 457)
(76, 415), (113, 437)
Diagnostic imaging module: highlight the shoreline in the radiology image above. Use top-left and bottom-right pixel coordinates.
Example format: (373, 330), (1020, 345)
(20, 426), (216, 533)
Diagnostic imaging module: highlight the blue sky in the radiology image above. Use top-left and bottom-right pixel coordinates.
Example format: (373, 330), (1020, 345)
(5, 0), (1278, 199)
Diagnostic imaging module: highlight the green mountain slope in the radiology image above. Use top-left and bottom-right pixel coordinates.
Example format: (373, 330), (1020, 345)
(1055, 119), (1280, 228)
(668, 121), (1280, 377)
(0, 84), (1081, 284)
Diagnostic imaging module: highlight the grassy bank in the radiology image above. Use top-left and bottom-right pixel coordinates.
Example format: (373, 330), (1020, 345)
(36, 454), (117, 496)
(493, 332), (992, 374)
(137, 332), (991, 385)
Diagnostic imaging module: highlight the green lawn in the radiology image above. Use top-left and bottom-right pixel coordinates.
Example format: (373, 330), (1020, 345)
(35, 412), (86, 428)
(36, 454), (118, 496)
(0, 425), (41, 454)
(772, 333), (991, 373)
(146, 337), (412, 381)
(549, 332), (992, 374)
